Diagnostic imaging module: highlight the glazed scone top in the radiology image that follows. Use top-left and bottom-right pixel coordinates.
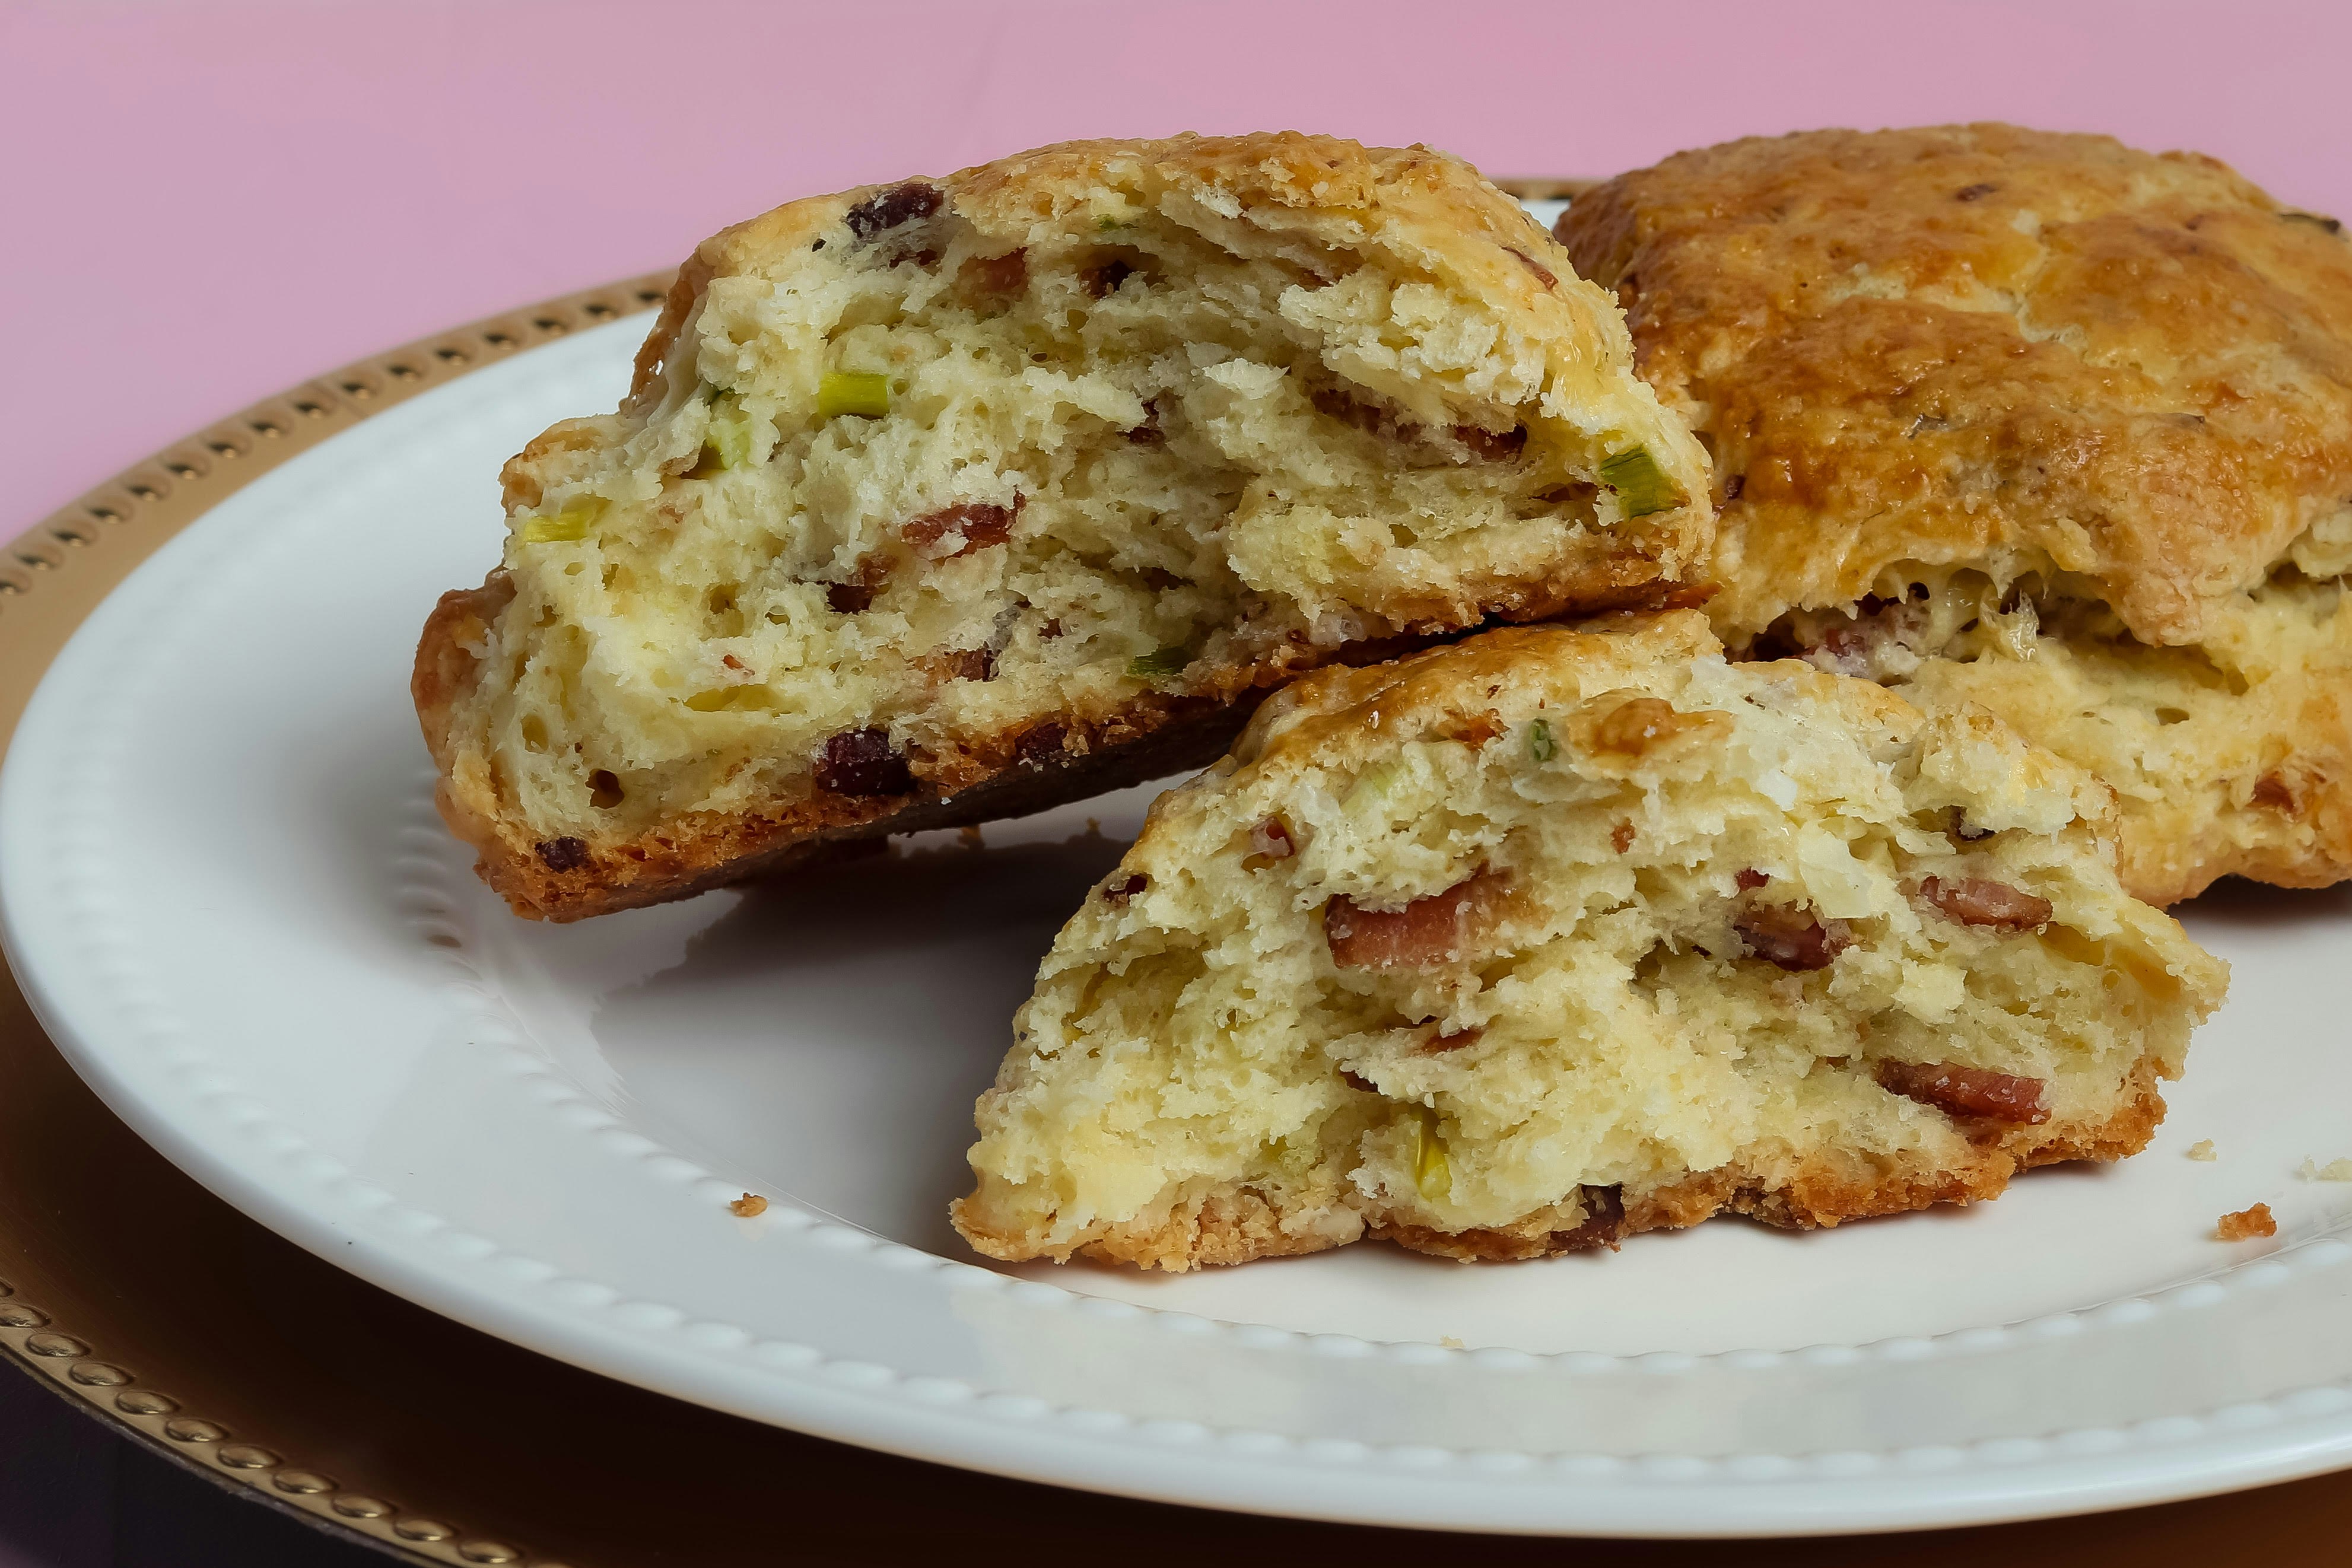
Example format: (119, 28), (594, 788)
(1556, 123), (2352, 645)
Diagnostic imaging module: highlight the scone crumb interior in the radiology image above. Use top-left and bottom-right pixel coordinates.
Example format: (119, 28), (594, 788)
(954, 611), (2227, 1270)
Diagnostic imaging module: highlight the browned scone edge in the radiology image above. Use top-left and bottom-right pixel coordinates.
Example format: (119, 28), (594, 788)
(952, 1055), (2169, 1272)
(414, 571), (1709, 921)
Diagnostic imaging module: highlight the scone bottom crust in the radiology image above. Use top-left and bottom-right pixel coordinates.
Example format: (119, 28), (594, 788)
(952, 612), (2229, 1270)
(417, 132), (1715, 920)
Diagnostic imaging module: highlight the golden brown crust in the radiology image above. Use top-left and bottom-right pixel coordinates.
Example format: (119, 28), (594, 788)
(421, 642), (1270, 920)
(412, 573), (514, 773)
(1231, 610), (1916, 778)
(710, 135), (1620, 362)
(1556, 123), (2352, 648)
(998, 1055), (2170, 1270)
(955, 1185), (1359, 1271)
(421, 597), (1715, 922)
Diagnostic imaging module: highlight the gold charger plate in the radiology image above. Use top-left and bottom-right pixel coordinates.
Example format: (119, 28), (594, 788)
(4, 224), (2351, 1565)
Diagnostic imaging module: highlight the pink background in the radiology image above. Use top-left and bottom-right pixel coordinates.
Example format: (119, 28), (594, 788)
(5, 0), (2349, 530)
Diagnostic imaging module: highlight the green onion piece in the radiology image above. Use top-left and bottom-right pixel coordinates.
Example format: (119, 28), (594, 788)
(1095, 212), (1124, 231)
(1527, 717), (1556, 763)
(818, 371), (891, 419)
(701, 395), (754, 471)
(684, 687), (774, 713)
(521, 497), (605, 543)
(1597, 446), (1681, 519)
(1343, 757), (1406, 814)
(1411, 1107), (1451, 1200)
(1127, 645), (1191, 680)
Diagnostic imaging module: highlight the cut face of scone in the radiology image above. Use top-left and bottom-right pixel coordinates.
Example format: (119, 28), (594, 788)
(415, 133), (1711, 920)
(1555, 123), (2352, 905)
(952, 612), (2226, 1271)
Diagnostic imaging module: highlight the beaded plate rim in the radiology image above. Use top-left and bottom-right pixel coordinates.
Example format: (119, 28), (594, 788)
(0, 267), (679, 1568)
(0, 176), (1591, 1560)
(12, 179), (2352, 1544)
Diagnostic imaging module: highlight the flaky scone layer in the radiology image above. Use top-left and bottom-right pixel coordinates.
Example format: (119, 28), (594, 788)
(417, 132), (1711, 920)
(953, 612), (2227, 1270)
(1555, 123), (2352, 904)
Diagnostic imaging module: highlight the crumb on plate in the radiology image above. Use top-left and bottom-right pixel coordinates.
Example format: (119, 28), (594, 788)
(2299, 1157), (2352, 1182)
(2216, 1202), (2275, 1241)
(2185, 1140), (2217, 1161)
(730, 1192), (769, 1217)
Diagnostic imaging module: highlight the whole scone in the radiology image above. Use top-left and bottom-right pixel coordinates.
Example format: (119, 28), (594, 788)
(952, 612), (2226, 1271)
(1556, 123), (2352, 905)
(416, 132), (1712, 921)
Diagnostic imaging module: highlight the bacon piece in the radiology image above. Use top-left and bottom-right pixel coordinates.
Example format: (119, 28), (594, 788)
(1326, 870), (1512, 970)
(1734, 867), (1768, 890)
(1797, 595), (1932, 678)
(1504, 246), (1559, 289)
(1611, 821), (1636, 854)
(932, 647), (995, 683)
(1589, 696), (1719, 758)
(1415, 1022), (1484, 1054)
(1312, 387), (1391, 436)
(904, 497), (1024, 559)
(1735, 902), (1852, 971)
(535, 836), (590, 872)
(1454, 425), (1527, 462)
(1102, 873), (1148, 904)
(1917, 876), (2052, 930)
(2216, 1203), (2277, 1241)
(963, 249), (1028, 295)
(1015, 721), (1068, 771)
(813, 727), (914, 796)
(824, 555), (889, 613)
(1439, 712), (1504, 747)
(1083, 257), (1134, 298)
(1874, 1060), (2050, 1124)
(1245, 816), (1296, 865)
(1547, 1184), (1624, 1252)
(844, 182), (942, 240)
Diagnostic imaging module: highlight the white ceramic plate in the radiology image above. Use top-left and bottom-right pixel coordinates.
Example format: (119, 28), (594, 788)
(9, 270), (2352, 1538)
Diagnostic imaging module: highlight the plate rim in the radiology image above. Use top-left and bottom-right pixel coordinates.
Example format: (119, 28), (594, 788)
(0, 269), (675, 1568)
(7, 251), (2352, 1544)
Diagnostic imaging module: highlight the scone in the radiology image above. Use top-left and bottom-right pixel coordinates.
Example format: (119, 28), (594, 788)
(1555, 123), (2352, 905)
(415, 133), (1712, 921)
(952, 612), (2226, 1270)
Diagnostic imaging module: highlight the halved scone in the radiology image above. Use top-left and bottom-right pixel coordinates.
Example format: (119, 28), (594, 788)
(416, 132), (1711, 920)
(1555, 123), (2352, 905)
(952, 612), (2226, 1270)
